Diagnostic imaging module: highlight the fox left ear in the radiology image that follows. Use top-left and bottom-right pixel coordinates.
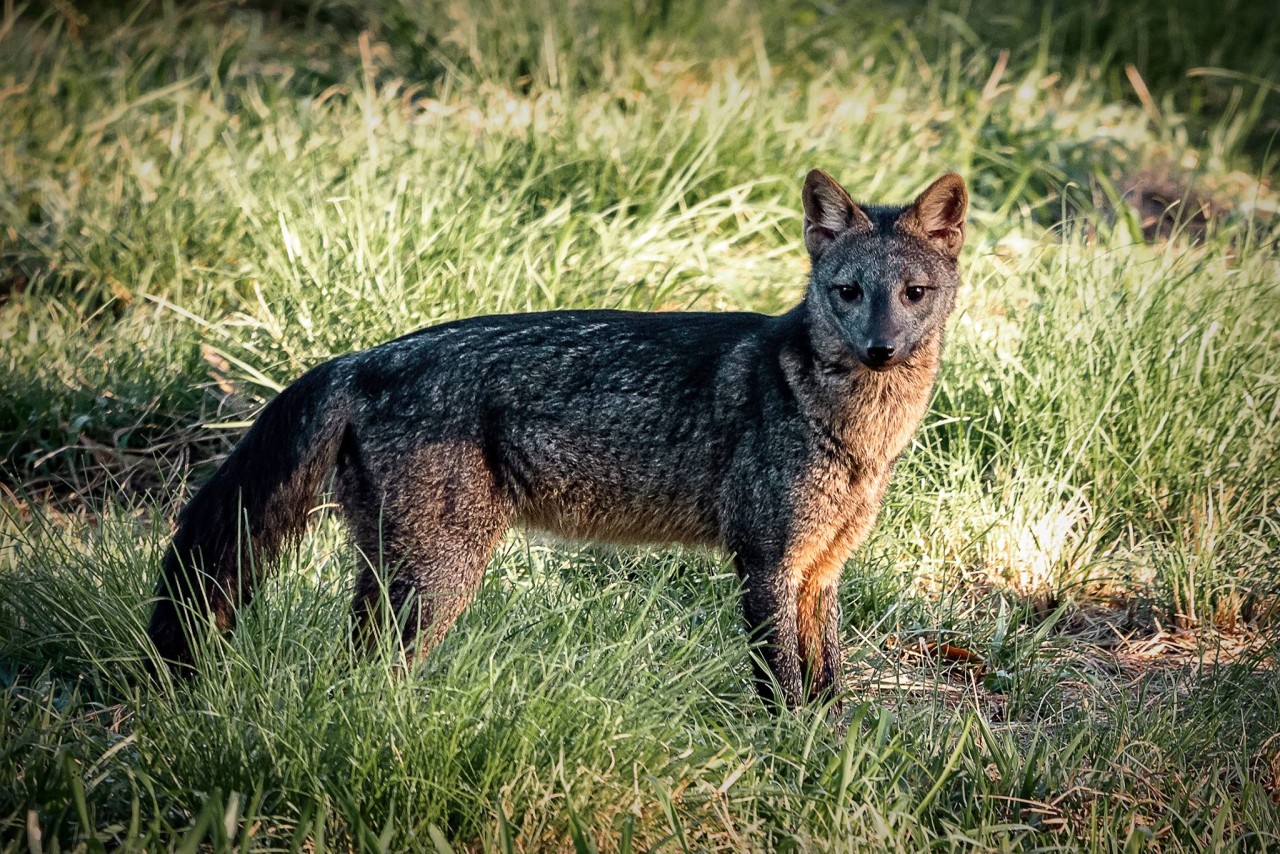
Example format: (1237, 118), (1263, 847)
(900, 173), (968, 258)
(802, 169), (873, 259)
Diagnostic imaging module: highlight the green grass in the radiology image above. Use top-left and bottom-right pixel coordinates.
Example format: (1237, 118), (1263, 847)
(2, 0), (1279, 849)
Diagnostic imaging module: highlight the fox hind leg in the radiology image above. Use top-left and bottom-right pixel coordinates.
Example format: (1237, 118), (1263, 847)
(341, 441), (512, 665)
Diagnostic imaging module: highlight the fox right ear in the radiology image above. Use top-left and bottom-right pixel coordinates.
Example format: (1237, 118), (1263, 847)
(802, 169), (872, 259)
(899, 173), (968, 258)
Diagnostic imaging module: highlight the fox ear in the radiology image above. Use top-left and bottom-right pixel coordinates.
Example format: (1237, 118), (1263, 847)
(900, 173), (968, 258)
(802, 169), (873, 259)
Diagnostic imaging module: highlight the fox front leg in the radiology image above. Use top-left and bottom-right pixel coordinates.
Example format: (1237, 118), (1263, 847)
(735, 554), (805, 709)
(799, 577), (844, 707)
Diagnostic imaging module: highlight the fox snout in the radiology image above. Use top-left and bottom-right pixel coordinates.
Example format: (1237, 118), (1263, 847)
(856, 317), (908, 369)
(860, 339), (899, 369)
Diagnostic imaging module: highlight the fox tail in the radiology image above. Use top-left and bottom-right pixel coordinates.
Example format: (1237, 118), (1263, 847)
(146, 361), (350, 671)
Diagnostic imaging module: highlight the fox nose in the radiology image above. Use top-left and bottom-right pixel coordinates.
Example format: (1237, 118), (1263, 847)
(863, 342), (896, 368)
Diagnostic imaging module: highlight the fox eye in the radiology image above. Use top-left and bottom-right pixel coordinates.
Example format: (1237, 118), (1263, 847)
(904, 285), (926, 303)
(835, 283), (863, 302)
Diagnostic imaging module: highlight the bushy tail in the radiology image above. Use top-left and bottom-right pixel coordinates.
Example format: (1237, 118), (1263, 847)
(147, 361), (350, 671)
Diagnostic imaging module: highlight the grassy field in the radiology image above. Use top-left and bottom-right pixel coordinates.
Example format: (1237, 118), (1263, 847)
(2, 0), (1279, 849)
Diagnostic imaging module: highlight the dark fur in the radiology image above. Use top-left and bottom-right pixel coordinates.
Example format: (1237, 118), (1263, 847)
(147, 171), (968, 709)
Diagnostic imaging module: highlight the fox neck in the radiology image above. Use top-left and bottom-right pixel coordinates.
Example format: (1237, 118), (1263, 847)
(836, 334), (941, 466)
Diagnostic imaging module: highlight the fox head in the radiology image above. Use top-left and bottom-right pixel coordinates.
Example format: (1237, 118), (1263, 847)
(801, 170), (967, 372)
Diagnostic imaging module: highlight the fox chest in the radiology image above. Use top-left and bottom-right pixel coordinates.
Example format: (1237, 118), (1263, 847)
(781, 457), (892, 586)
(780, 384), (933, 590)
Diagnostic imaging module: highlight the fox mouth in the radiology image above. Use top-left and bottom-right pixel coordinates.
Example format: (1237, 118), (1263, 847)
(857, 350), (906, 371)
(857, 346), (916, 372)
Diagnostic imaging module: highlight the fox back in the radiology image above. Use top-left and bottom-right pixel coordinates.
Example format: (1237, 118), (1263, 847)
(147, 169), (967, 712)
